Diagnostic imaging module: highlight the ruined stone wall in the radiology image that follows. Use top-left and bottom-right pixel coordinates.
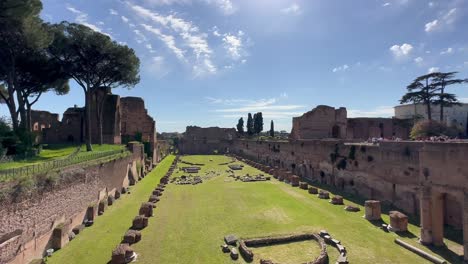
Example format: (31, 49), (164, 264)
(0, 145), (144, 264)
(290, 106), (347, 140)
(229, 139), (463, 228)
(418, 143), (468, 228)
(120, 97), (156, 160)
(31, 110), (60, 132)
(179, 126), (236, 154)
(43, 107), (85, 144)
(346, 118), (412, 140)
(89, 87), (121, 145)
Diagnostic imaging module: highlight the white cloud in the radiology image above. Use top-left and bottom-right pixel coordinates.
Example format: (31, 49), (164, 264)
(332, 64), (349, 73)
(428, 67), (439, 73)
(109, 9), (118, 15)
(348, 106), (394, 118)
(389, 43), (413, 58)
(147, 56), (170, 79)
(206, 0), (235, 15)
(143, 0), (235, 15)
(141, 24), (186, 60)
(66, 5), (112, 38)
(440, 47), (453, 55)
(223, 33), (243, 60)
(414, 57), (423, 65)
(425, 19), (439, 32)
(133, 29), (148, 43)
(281, 3), (301, 15)
(425, 8), (458, 33)
(382, 3), (391, 7)
(121, 16), (130, 23)
(129, 3), (217, 76)
(209, 96), (305, 119)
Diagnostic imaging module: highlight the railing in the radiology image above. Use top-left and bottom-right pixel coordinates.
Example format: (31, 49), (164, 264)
(0, 148), (129, 181)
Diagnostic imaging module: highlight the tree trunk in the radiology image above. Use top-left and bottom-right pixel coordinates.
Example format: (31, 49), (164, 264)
(85, 89), (93, 151)
(26, 104), (32, 133)
(426, 101), (432, 121)
(6, 71), (19, 130)
(440, 87), (445, 123)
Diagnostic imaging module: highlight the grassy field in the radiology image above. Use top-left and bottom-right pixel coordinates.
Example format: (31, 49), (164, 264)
(47, 155), (174, 264)
(0, 144), (124, 170)
(48, 155), (463, 264)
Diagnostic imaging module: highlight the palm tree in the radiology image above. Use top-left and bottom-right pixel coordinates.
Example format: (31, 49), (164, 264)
(400, 73), (439, 121)
(431, 72), (465, 122)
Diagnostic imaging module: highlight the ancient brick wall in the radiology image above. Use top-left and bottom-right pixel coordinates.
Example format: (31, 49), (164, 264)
(43, 107), (85, 144)
(179, 126), (236, 154)
(290, 106), (348, 140)
(0, 147), (144, 264)
(120, 97), (156, 160)
(89, 87), (121, 145)
(31, 110), (60, 132)
(229, 139), (463, 229)
(346, 118), (412, 140)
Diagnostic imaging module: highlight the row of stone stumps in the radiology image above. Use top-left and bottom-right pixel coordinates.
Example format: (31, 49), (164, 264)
(110, 156), (180, 264)
(51, 166), (151, 255)
(229, 154), (412, 264)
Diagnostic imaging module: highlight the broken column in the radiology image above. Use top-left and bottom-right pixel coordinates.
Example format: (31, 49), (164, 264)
(431, 191), (445, 246)
(364, 200), (381, 220)
(420, 187), (433, 245)
(389, 211), (408, 232)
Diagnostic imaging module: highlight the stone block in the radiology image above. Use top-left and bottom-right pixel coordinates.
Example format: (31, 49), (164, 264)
(299, 182), (308, 190)
(230, 248), (239, 260)
(389, 211), (408, 232)
(364, 200), (381, 220)
(132, 216), (148, 230)
(122, 230), (141, 244)
(111, 244), (134, 264)
(290, 175), (300, 187)
(139, 202), (154, 217)
(308, 187), (318, 194)
(318, 190), (330, 199)
(344, 205), (360, 212)
(148, 195), (160, 203)
(224, 234), (238, 245)
(331, 195), (344, 205)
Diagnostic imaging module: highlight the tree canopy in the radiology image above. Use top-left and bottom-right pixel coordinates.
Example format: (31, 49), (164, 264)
(49, 22), (140, 150)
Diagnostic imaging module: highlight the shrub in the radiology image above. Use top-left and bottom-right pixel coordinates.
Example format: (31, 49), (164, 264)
(410, 120), (460, 139)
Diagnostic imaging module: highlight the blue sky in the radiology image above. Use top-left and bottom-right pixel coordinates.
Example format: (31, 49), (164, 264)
(8, 0), (468, 132)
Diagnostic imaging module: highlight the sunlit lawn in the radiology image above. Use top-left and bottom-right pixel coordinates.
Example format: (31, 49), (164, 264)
(47, 155), (174, 264)
(0, 144), (124, 170)
(47, 155), (463, 264)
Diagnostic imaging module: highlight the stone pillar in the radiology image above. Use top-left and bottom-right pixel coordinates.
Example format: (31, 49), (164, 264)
(463, 191), (468, 262)
(431, 192), (444, 246)
(364, 200), (381, 220)
(420, 186), (433, 245)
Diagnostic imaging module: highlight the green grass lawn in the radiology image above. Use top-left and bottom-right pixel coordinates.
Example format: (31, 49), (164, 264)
(48, 155), (463, 264)
(47, 155), (174, 264)
(0, 144), (125, 170)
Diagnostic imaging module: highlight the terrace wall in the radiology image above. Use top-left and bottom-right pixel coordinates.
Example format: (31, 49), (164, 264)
(223, 139), (463, 230)
(0, 144), (145, 264)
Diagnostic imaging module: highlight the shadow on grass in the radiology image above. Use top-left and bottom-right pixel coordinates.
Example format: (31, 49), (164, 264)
(425, 244), (463, 264)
